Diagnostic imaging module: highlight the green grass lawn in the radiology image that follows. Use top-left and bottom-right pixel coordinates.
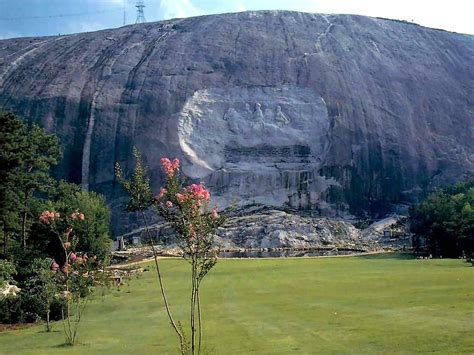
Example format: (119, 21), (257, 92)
(0, 253), (473, 354)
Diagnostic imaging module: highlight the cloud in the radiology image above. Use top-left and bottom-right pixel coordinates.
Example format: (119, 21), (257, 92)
(159, 0), (203, 19)
(234, 2), (247, 12)
(304, 0), (474, 34)
(99, 0), (126, 4)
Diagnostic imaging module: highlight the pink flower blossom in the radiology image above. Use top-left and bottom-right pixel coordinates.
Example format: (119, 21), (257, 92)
(63, 242), (71, 249)
(71, 211), (85, 221)
(184, 183), (210, 202)
(50, 262), (59, 272)
(160, 157), (180, 177)
(155, 187), (167, 201)
(69, 252), (77, 262)
(172, 158), (180, 170)
(176, 193), (186, 203)
(211, 208), (219, 220)
(165, 201), (173, 208)
(39, 210), (59, 224)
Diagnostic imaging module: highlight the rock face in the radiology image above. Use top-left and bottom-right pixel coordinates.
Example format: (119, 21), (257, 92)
(119, 209), (411, 252)
(0, 11), (473, 234)
(215, 210), (362, 250)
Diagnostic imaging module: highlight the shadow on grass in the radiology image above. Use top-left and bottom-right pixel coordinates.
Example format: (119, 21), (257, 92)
(53, 343), (74, 348)
(37, 330), (61, 334)
(53, 341), (90, 348)
(357, 253), (472, 266)
(355, 252), (417, 260)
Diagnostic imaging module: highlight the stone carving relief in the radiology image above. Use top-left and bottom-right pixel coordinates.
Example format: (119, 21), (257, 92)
(275, 105), (290, 127)
(177, 85), (332, 210)
(222, 102), (291, 133)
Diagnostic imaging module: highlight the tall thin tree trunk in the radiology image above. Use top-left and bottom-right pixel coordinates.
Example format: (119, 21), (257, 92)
(57, 230), (73, 345)
(46, 308), (51, 332)
(140, 211), (185, 352)
(197, 288), (202, 355)
(2, 222), (8, 255)
(191, 257), (197, 355)
(21, 191), (29, 249)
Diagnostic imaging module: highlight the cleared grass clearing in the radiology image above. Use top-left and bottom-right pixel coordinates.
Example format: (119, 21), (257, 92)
(0, 254), (472, 354)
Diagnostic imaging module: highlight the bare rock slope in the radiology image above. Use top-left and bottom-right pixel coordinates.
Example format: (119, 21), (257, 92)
(0, 11), (473, 234)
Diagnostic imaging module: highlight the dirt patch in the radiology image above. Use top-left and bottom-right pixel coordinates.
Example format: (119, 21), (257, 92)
(0, 322), (36, 332)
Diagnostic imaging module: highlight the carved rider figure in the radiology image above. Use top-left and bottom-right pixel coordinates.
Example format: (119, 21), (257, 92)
(264, 107), (274, 123)
(253, 103), (265, 129)
(275, 105), (290, 127)
(223, 107), (240, 133)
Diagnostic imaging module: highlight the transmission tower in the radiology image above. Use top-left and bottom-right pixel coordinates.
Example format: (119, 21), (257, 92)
(123, 0), (126, 25)
(135, 0), (146, 24)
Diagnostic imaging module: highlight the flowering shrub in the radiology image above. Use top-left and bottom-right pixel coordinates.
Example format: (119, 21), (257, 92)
(160, 157), (180, 177)
(116, 148), (227, 355)
(70, 211), (85, 221)
(39, 209), (101, 345)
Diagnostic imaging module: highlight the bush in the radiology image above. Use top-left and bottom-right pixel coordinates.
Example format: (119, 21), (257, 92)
(410, 179), (474, 257)
(0, 259), (16, 287)
(29, 181), (111, 263)
(0, 292), (65, 324)
(0, 295), (22, 324)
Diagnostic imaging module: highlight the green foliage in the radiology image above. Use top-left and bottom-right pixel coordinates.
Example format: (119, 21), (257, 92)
(21, 258), (61, 330)
(117, 149), (228, 354)
(0, 111), (61, 251)
(50, 181), (111, 261)
(0, 295), (22, 323)
(0, 111), (112, 332)
(115, 147), (154, 212)
(27, 181), (111, 263)
(38, 207), (108, 345)
(0, 259), (17, 287)
(0, 112), (27, 252)
(410, 179), (474, 257)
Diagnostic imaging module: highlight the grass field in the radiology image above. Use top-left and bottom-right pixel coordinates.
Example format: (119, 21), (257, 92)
(0, 253), (472, 354)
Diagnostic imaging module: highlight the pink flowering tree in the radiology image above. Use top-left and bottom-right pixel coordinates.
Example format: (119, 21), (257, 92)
(116, 148), (227, 355)
(39, 209), (100, 345)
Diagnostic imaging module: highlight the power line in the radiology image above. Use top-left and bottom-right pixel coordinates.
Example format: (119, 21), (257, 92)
(0, 8), (123, 22)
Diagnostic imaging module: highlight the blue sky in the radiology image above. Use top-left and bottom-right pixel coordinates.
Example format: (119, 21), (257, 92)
(1, 0), (473, 39)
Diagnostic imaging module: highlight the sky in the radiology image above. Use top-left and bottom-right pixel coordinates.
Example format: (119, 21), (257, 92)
(0, 0), (473, 39)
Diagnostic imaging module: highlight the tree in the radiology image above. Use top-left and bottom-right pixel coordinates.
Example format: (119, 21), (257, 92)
(116, 148), (227, 354)
(22, 258), (59, 332)
(26, 181), (111, 264)
(410, 179), (474, 257)
(0, 259), (16, 288)
(0, 111), (61, 251)
(0, 112), (27, 255)
(48, 181), (111, 261)
(16, 124), (61, 249)
(38, 207), (104, 345)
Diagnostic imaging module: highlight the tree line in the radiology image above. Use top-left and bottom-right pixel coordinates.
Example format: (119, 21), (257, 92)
(0, 111), (111, 327)
(410, 179), (474, 257)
